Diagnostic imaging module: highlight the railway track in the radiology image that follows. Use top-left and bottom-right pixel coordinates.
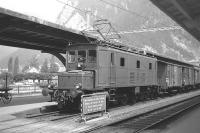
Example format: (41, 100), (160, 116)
(26, 110), (61, 118)
(26, 109), (81, 121)
(0, 112), (80, 132)
(130, 96), (200, 133)
(25, 100), (132, 120)
(85, 96), (200, 133)
(1, 94), (200, 133)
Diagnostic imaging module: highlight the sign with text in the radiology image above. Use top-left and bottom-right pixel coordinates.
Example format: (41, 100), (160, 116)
(81, 93), (106, 115)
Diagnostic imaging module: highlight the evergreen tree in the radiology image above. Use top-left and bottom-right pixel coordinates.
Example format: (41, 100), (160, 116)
(13, 57), (19, 76)
(8, 57), (13, 73)
(22, 65), (29, 73)
(40, 58), (49, 73)
(49, 56), (59, 73)
(29, 55), (39, 69)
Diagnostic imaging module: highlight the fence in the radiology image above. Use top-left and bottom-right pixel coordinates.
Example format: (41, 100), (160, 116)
(9, 84), (42, 95)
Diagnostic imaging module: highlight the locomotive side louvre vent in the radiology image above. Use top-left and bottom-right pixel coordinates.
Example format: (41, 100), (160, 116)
(141, 73), (146, 84)
(137, 72), (140, 82)
(130, 72), (135, 84)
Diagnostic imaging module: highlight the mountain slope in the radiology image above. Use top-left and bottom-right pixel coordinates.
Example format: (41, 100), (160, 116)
(0, 0), (199, 68)
(0, 49), (63, 68)
(61, 0), (200, 63)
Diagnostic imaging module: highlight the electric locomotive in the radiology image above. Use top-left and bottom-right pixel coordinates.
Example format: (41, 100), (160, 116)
(42, 41), (159, 108)
(42, 41), (200, 109)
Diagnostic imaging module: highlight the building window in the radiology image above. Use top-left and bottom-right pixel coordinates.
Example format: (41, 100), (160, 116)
(136, 60), (140, 68)
(88, 50), (96, 62)
(111, 53), (115, 65)
(120, 57), (125, 67)
(149, 63), (152, 70)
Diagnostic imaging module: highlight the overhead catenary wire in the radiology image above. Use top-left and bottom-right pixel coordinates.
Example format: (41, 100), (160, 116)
(56, 0), (182, 45)
(56, 0), (123, 40)
(98, 0), (149, 20)
(56, 0), (182, 33)
(105, 26), (182, 35)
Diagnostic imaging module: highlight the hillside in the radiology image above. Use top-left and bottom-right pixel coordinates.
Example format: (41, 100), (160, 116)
(0, 49), (63, 68)
(0, 0), (199, 68)
(62, 0), (200, 63)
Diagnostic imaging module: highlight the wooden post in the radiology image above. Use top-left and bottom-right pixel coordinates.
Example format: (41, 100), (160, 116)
(5, 73), (7, 89)
(18, 86), (19, 94)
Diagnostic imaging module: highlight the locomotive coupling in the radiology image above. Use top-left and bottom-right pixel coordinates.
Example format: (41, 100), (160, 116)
(42, 87), (53, 96)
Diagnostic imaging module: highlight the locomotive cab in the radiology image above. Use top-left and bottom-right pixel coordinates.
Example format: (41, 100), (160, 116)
(53, 44), (98, 108)
(67, 44), (97, 71)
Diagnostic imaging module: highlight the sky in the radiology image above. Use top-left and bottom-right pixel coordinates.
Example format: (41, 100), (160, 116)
(0, 0), (66, 59)
(0, 0), (63, 22)
(0, 0), (199, 64)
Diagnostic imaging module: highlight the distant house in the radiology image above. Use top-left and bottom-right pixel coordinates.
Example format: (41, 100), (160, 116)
(24, 67), (39, 73)
(0, 68), (8, 74)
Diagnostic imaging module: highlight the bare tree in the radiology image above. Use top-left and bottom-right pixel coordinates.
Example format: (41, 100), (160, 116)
(13, 56), (19, 76)
(41, 58), (49, 73)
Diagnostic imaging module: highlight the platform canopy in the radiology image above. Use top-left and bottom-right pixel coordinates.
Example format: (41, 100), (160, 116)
(0, 7), (97, 53)
(150, 0), (200, 42)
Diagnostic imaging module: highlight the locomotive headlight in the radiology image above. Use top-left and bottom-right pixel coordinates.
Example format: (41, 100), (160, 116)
(48, 85), (51, 88)
(75, 83), (82, 90)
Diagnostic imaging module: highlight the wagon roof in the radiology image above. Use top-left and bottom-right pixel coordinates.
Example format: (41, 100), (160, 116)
(154, 54), (195, 67)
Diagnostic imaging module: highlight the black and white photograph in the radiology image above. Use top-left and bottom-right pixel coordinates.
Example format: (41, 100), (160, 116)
(0, 0), (200, 133)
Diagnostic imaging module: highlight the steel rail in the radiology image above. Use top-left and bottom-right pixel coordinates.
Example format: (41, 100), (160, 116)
(133, 97), (200, 133)
(26, 111), (61, 118)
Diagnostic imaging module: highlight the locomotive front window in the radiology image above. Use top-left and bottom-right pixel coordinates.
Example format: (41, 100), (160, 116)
(78, 50), (86, 63)
(68, 51), (76, 63)
(88, 50), (96, 62)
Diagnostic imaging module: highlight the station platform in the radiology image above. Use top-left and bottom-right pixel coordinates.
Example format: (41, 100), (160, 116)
(0, 90), (200, 133)
(73, 90), (200, 132)
(12, 93), (42, 98)
(0, 102), (56, 122)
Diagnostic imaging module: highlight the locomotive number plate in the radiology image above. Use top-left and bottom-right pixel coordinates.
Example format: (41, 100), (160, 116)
(81, 93), (106, 115)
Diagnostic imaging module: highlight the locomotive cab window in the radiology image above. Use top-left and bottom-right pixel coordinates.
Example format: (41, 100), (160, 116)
(149, 63), (152, 70)
(88, 50), (96, 62)
(68, 51), (76, 63)
(120, 57), (125, 67)
(136, 60), (140, 68)
(78, 50), (86, 63)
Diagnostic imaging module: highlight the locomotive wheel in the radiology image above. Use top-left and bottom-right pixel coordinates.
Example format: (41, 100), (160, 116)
(74, 99), (81, 111)
(128, 97), (136, 105)
(77, 102), (81, 112)
(128, 93), (136, 105)
(2, 93), (12, 104)
(57, 102), (64, 110)
(118, 94), (128, 105)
